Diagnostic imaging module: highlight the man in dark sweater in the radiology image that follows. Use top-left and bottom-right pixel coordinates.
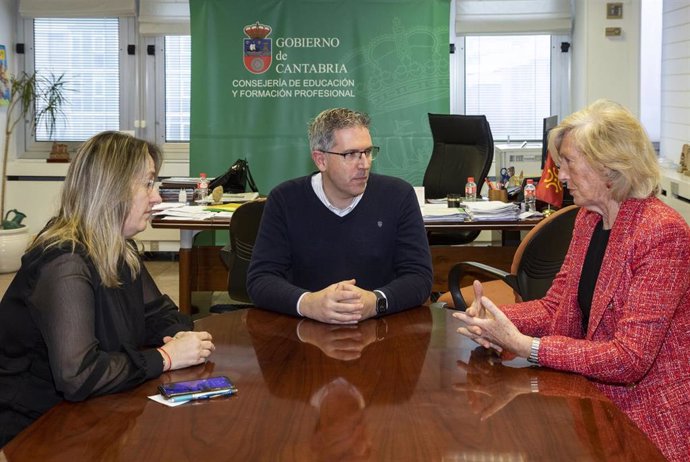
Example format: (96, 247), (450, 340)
(247, 108), (433, 324)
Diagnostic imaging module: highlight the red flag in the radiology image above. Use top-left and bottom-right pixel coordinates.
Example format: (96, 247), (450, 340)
(536, 150), (563, 208)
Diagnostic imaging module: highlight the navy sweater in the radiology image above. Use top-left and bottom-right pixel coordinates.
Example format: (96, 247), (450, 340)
(247, 173), (433, 316)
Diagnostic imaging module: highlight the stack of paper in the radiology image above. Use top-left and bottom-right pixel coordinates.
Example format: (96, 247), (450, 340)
(204, 203), (243, 213)
(222, 191), (259, 202)
(194, 191), (259, 204)
(463, 201), (520, 221)
(152, 204), (230, 220)
(162, 176), (214, 186)
(420, 204), (470, 222)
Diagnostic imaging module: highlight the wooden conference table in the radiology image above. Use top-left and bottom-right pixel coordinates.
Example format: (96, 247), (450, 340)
(151, 215), (541, 315)
(1, 306), (663, 461)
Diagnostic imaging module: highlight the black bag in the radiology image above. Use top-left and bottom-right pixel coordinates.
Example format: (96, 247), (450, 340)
(209, 158), (258, 194)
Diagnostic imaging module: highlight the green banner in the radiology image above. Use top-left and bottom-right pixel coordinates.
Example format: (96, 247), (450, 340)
(190, 0), (450, 193)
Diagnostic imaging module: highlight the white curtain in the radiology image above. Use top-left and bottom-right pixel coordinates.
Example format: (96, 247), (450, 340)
(456, 0), (573, 35)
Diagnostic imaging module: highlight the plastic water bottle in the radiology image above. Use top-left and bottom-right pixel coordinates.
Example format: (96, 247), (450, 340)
(198, 173), (209, 201)
(178, 188), (187, 204)
(524, 179), (537, 212)
(464, 177), (477, 202)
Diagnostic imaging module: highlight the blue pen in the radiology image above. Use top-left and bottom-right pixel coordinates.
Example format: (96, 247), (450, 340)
(168, 389), (236, 403)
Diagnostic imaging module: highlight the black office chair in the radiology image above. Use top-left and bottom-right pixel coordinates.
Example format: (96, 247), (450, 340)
(438, 205), (579, 311)
(213, 199), (266, 313)
(423, 113), (494, 245)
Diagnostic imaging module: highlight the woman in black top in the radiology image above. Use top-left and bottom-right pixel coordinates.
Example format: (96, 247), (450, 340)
(0, 131), (215, 446)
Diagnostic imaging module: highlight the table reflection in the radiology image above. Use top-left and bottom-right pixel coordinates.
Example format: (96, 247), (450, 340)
(296, 319), (385, 361)
(453, 346), (662, 459)
(245, 309), (431, 461)
(2, 308), (664, 461)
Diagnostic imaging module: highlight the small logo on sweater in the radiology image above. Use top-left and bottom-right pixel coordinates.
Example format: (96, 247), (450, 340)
(377, 220), (383, 228)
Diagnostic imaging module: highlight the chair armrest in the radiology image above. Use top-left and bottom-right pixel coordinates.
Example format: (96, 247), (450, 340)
(219, 244), (232, 269)
(448, 261), (517, 311)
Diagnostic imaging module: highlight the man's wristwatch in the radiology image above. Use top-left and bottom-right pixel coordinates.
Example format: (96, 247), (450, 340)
(374, 290), (388, 315)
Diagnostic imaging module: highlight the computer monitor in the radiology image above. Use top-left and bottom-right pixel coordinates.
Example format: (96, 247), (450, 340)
(541, 115), (558, 169)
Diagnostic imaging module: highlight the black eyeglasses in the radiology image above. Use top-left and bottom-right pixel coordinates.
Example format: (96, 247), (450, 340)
(320, 146), (380, 163)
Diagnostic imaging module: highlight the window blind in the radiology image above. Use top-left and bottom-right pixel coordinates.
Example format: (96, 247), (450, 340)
(465, 35), (551, 141)
(456, 0), (572, 35)
(34, 18), (120, 142)
(165, 36), (191, 142)
(19, 0), (135, 18)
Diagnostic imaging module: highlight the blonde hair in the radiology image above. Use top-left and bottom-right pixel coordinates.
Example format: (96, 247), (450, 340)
(30, 131), (162, 287)
(548, 99), (660, 201)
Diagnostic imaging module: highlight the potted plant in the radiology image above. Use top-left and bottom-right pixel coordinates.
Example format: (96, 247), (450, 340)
(0, 71), (68, 273)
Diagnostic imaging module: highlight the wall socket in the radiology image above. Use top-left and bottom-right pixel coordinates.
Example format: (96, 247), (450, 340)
(605, 27), (622, 37)
(149, 241), (159, 252)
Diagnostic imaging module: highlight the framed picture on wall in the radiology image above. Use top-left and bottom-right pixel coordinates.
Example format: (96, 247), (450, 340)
(0, 45), (9, 106)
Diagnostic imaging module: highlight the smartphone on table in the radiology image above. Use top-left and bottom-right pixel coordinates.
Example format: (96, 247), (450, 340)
(158, 376), (237, 403)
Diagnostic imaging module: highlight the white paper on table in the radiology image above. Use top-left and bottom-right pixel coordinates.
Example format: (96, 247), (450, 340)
(153, 205), (217, 220)
(222, 192), (259, 202)
(463, 200), (521, 221)
(152, 202), (185, 211)
(420, 204), (470, 222)
(148, 394), (190, 407)
(519, 211), (543, 220)
(463, 201), (519, 212)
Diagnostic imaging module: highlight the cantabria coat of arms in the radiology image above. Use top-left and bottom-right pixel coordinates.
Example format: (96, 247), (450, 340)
(243, 22), (272, 74)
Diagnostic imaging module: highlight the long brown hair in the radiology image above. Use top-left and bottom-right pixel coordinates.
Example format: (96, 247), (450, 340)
(30, 131), (162, 287)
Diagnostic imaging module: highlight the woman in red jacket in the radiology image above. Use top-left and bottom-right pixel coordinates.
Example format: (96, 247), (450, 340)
(454, 99), (690, 461)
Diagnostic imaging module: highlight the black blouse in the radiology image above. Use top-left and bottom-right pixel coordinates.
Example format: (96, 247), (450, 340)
(578, 220), (611, 332)
(0, 243), (192, 446)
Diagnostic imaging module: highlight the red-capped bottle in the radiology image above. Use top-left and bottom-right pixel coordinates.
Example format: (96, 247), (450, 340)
(465, 177), (477, 202)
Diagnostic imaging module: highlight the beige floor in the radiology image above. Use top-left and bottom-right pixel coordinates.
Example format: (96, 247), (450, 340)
(0, 260), (232, 321)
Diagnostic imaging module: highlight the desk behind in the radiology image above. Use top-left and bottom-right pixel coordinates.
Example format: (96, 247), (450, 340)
(150, 216), (541, 315)
(1, 307), (664, 461)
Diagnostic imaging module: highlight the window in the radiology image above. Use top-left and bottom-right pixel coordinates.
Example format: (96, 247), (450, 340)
(33, 18), (120, 142)
(464, 35), (551, 142)
(18, 15), (189, 159)
(164, 36), (191, 142)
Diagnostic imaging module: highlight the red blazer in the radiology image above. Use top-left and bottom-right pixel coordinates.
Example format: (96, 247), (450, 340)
(502, 197), (690, 461)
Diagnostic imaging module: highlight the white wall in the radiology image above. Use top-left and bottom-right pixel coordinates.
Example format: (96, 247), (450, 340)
(659, 0), (690, 162)
(571, 0), (642, 114)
